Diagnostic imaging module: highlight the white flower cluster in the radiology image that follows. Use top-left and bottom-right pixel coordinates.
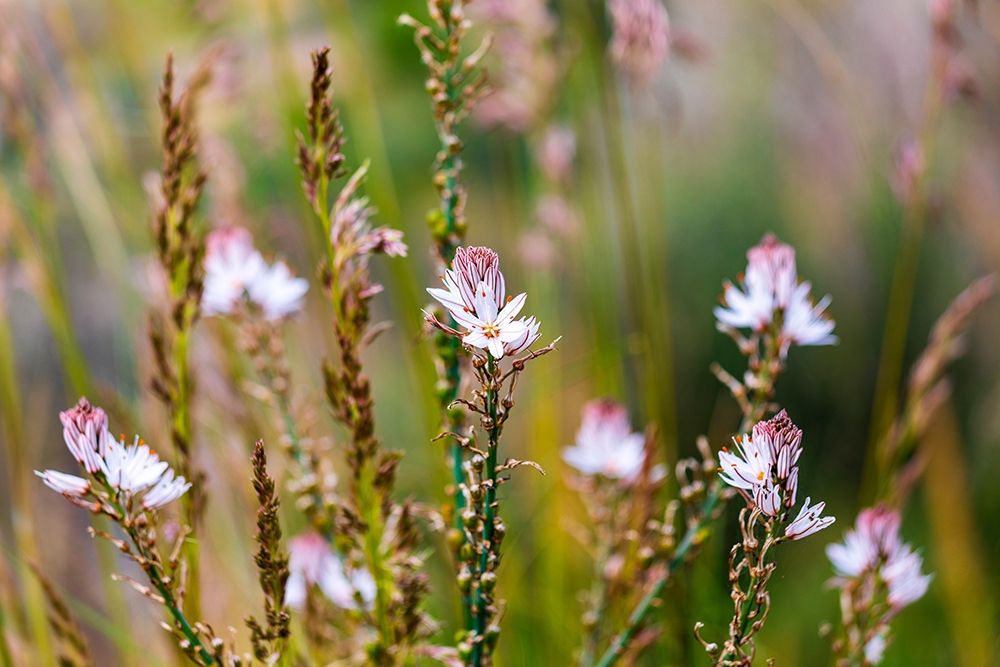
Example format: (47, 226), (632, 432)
(428, 246), (541, 359)
(715, 234), (836, 357)
(827, 506), (931, 610)
(202, 226), (309, 321)
(562, 399), (647, 483)
(36, 398), (190, 510)
(826, 506), (932, 663)
(718, 410), (834, 540)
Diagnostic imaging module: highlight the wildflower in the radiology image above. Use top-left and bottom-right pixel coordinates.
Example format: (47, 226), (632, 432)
(827, 506), (931, 609)
(718, 411), (834, 536)
(202, 226), (309, 320)
(246, 261), (309, 321)
(718, 432), (773, 491)
(563, 400), (646, 482)
(827, 506), (899, 578)
(104, 438), (192, 509)
(784, 497), (835, 540)
(883, 548), (931, 609)
(714, 234), (836, 356)
(826, 507), (932, 663)
(826, 506), (932, 610)
(702, 412), (833, 662)
(459, 286), (532, 359)
(427, 246), (541, 358)
(608, 0), (671, 84)
(38, 400), (191, 510)
(285, 533), (376, 611)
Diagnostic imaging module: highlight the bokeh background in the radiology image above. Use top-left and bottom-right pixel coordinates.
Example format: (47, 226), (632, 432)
(1, 0), (999, 665)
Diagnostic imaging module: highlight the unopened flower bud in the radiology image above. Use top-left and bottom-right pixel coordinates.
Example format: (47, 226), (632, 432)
(462, 510), (480, 530)
(492, 519), (506, 545)
(457, 566), (472, 592)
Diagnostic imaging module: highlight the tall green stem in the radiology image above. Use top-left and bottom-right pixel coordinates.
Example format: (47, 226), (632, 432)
(173, 327), (200, 620)
(472, 358), (500, 666)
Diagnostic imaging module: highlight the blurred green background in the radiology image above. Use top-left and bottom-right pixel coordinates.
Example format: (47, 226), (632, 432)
(1, 0), (999, 665)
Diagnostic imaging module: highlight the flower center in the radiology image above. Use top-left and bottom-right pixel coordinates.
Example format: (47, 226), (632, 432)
(482, 322), (500, 339)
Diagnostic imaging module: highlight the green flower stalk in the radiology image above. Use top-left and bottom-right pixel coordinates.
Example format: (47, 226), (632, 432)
(426, 244), (558, 665)
(297, 48), (434, 665)
(398, 3), (490, 629)
(35, 399), (227, 666)
(699, 411), (836, 665)
(148, 53), (212, 621)
(591, 234), (837, 666)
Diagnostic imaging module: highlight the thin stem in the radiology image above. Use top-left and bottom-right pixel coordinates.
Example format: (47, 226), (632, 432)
(316, 161), (395, 660)
(146, 566), (214, 666)
(173, 327), (200, 620)
(403, 3), (478, 630)
(106, 492), (213, 666)
(718, 518), (779, 664)
(472, 358), (500, 666)
(358, 463), (393, 655)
